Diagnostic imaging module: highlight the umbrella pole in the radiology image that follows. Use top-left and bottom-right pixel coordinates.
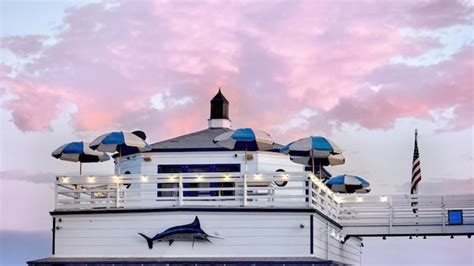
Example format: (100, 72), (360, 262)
(119, 146), (122, 175)
(319, 163), (322, 180)
(80, 162), (82, 176)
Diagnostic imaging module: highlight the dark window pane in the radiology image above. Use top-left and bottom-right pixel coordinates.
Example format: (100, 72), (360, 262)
(158, 164), (240, 173)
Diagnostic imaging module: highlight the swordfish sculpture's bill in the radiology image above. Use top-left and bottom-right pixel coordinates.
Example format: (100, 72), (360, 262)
(138, 216), (221, 249)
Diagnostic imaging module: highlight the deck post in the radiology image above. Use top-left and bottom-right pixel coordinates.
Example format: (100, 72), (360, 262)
(106, 184), (110, 209)
(115, 182), (120, 208)
(326, 222), (330, 260)
(389, 196), (393, 234)
(307, 176), (313, 208)
(441, 196), (446, 233)
(178, 175), (183, 206)
(243, 173), (248, 206)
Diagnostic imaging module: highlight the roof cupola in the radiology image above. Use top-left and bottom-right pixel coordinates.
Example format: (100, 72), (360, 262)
(208, 88), (231, 128)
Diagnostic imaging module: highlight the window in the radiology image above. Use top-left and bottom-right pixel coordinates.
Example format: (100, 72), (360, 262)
(157, 164), (240, 173)
(156, 164), (240, 197)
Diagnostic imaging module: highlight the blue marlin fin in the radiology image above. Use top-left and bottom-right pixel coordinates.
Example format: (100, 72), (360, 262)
(192, 216), (201, 228)
(138, 233), (154, 249)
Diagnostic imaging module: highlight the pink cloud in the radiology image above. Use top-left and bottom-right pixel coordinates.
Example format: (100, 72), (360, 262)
(1, 35), (46, 57)
(327, 45), (473, 129)
(0, 0), (472, 138)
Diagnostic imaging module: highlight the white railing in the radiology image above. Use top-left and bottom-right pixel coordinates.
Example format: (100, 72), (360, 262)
(54, 172), (340, 220)
(338, 194), (474, 233)
(55, 172), (473, 232)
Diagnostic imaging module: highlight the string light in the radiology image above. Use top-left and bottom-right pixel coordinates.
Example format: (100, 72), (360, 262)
(380, 196), (388, 202)
(141, 175), (149, 182)
(61, 177), (70, 183)
(87, 176), (96, 183)
(356, 197), (363, 202)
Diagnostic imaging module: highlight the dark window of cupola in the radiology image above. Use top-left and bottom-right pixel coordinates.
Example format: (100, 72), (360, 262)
(210, 101), (229, 119)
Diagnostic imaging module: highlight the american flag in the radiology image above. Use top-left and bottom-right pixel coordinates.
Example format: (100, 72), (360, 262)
(411, 130), (422, 194)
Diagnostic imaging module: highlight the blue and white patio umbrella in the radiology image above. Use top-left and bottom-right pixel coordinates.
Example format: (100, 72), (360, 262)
(281, 136), (345, 179)
(89, 131), (151, 174)
(325, 174), (371, 194)
(213, 128), (274, 174)
(213, 128), (274, 151)
(51, 141), (110, 175)
(213, 128), (274, 205)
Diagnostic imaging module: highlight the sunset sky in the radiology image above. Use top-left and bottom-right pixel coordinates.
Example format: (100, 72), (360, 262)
(0, 0), (473, 265)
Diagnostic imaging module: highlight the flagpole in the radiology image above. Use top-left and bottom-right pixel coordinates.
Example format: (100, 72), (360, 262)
(411, 129), (421, 214)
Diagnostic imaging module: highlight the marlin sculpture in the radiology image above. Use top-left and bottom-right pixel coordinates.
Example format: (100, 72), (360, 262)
(138, 216), (220, 249)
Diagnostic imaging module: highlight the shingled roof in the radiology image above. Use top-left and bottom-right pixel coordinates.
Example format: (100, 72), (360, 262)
(149, 128), (233, 152)
(148, 128), (283, 152)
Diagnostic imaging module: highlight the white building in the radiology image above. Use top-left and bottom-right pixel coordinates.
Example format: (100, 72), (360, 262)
(29, 90), (474, 266)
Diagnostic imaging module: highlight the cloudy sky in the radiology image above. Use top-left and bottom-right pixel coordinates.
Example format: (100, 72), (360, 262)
(0, 0), (473, 265)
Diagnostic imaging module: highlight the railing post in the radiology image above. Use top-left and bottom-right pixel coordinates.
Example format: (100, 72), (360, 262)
(106, 184), (111, 209)
(441, 196), (446, 233)
(389, 196), (393, 234)
(324, 189), (329, 214)
(307, 176), (313, 208)
(243, 174), (248, 206)
(115, 182), (120, 208)
(178, 175), (183, 206)
(326, 222), (330, 260)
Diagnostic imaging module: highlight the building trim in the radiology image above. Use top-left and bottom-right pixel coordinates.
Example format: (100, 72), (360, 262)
(310, 214), (314, 254)
(52, 217), (56, 255)
(51, 207), (342, 229)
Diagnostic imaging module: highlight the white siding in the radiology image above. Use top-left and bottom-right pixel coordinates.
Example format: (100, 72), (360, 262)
(53, 211), (361, 264)
(55, 212), (310, 257)
(312, 214), (362, 265)
(118, 151), (304, 176)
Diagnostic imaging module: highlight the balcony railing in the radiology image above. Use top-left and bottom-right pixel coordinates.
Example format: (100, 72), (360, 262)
(338, 194), (474, 235)
(55, 172), (340, 220)
(54, 172), (474, 234)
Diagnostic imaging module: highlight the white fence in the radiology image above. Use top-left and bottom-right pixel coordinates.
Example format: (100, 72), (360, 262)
(54, 172), (474, 235)
(55, 172), (340, 220)
(339, 194), (474, 236)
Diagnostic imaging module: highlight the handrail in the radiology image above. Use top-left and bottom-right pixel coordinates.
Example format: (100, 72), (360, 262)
(338, 194), (474, 232)
(54, 172), (340, 218)
(53, 172), (474, 231)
